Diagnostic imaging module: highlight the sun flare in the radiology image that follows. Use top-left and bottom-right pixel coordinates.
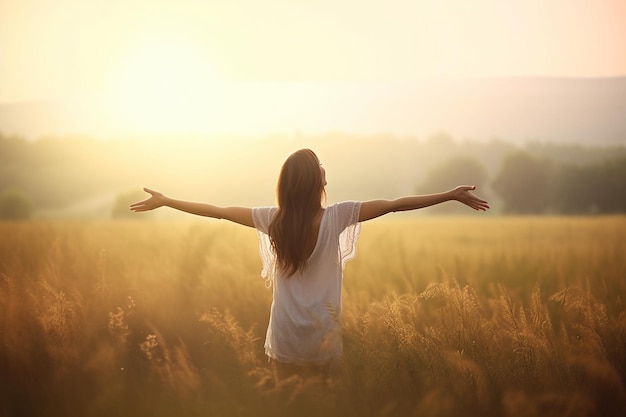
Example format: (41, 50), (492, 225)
(108, 36), (224, 133)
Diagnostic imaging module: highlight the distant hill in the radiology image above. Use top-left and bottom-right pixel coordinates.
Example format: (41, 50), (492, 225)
(1, 77), (625, 144)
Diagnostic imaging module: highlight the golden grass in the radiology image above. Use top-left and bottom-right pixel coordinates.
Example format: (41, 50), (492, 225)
(1, 216), (625, 417)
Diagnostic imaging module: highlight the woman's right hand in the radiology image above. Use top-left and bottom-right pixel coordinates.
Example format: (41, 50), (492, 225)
(450, 185), (490, 211)
(129, 188), (168, 212)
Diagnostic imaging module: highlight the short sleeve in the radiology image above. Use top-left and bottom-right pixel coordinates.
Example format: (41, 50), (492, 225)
(335, 201), (362, 269)
(252, 206), (277, 234)
(252, 207), (278, 283)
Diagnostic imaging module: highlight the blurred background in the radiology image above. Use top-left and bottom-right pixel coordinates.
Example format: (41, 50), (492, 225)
(1, 0), (625, 219)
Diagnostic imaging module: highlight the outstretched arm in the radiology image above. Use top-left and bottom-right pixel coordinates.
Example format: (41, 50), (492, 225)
(358, 185), (489, 222)
(129, 188), (254, 228)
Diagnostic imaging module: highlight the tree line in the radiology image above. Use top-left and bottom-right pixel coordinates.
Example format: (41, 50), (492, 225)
(417, 150), (626, 214)
(493, 151), (626, 214)
(1, 132), (625, 219)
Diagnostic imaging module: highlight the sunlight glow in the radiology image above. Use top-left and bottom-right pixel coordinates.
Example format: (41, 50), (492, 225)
(1, 0), (625, 138)
(108, 36), (224, 133)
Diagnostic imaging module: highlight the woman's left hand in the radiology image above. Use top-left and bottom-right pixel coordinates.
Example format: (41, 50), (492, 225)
(129, 188), (168, 212)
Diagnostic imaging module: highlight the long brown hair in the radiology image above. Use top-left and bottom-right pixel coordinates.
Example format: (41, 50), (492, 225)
(268, 149), (326, 277)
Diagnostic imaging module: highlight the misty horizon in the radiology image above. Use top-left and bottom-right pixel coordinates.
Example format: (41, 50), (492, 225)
(1, 76), (625, 145)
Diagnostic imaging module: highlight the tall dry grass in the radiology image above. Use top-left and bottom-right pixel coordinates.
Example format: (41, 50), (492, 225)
(1, 216), (625, 417)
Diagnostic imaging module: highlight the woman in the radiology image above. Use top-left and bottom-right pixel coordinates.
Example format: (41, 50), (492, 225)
(130, 149), (489, 379)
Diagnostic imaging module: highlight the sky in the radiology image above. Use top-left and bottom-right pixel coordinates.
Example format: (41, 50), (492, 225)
(1, 0), (625, 136)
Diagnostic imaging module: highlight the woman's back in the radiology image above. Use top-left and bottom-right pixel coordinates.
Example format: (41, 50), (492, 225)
(252, 201), (361, 365)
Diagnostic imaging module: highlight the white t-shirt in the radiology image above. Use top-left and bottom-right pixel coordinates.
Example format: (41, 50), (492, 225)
(252, 201), (361, 365)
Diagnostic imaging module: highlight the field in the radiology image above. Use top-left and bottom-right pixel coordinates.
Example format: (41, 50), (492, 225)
(1, 216), (626, 417)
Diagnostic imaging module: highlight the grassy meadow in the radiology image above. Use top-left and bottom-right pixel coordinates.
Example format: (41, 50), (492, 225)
(1, 216), (626, 417)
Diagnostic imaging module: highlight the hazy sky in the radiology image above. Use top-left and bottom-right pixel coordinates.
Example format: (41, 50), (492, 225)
(2, 0), (625, 103)
(1, 0), (625, 138)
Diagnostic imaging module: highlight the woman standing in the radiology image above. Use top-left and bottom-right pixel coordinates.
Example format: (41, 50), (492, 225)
(130, 148), (489, 379)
